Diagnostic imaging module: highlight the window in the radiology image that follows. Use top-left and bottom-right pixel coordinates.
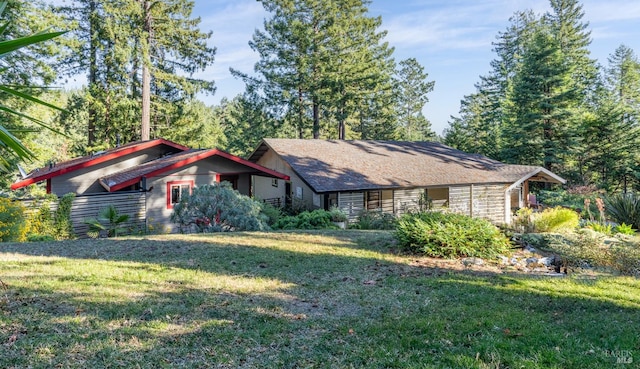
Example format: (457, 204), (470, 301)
(272, 178), (279, 187)
(166, 180), (193, 209)
(367, 191), (382, 210)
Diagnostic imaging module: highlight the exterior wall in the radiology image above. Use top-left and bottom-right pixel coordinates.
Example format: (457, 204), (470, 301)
(338, 192), (364, 221)
(254, 149), (317, 209)
(471, 184), (507, 224)
(393, 188), (425, 216)
(254, 176), (285, 205)
(49, 147), (176, 196)
(144, 160), (255, 233)
(449, 186), (471, 215)
(448, 184), (507, 224)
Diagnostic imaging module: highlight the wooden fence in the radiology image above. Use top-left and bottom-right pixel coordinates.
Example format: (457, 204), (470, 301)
(21, 191), (146, 238)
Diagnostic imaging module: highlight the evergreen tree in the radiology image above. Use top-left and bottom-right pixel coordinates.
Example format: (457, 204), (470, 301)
(55, 0), (215, 149)
(394, 58), (435, 141)
(581, 45), (640, 191)
(503, 27), (576, 171)
(234, 0), (397, 140)
(445, 10), (538, 158)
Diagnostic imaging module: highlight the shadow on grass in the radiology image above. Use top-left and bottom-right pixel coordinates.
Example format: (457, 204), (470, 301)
(1, 231), (639, 368)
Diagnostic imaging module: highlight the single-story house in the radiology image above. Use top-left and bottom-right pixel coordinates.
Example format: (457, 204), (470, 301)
(12, 139), (289, 234)
(249, 139), (566, 224)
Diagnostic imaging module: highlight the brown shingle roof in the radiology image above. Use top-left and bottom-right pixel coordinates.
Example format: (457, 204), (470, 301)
(250, 139), (564, 193)
(100, 148), (290, 192)
(11, 139), (189, 190)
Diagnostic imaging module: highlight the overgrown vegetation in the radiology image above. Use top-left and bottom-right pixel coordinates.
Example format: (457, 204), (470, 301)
(395, 211), (512, 259)
(0, 197), (26, 241)
(171, 182), (268, 233)
(522, 230), (640, 276)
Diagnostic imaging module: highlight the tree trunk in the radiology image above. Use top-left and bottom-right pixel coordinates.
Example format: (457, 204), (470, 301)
(140, 0), (152, 141)
(88, 0), (98, 147)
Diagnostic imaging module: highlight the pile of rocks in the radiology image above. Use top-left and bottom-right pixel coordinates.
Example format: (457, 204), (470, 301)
(461, 245), (566, 276)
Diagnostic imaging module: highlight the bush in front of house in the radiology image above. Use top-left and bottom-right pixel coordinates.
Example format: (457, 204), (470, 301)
(352, 209), (397, 230)
(532, 206), (579, 233)
(0, 197), (27, 242)
(272, 209), (338, 230)
(259, 201), (283, 227)
(22, 193), (76, 241)
(171, 182), (269, 232)
(395, 211), (511, 259)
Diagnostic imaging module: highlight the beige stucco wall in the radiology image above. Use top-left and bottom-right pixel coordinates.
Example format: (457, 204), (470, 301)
(254, 149), (318, 209)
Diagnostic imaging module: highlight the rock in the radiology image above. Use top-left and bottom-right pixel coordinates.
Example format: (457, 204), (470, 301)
(462, 257), (484, 266)
(524, 245), (537, 253)
(539, 257), (553, 267)
(498, 255), (509, 265)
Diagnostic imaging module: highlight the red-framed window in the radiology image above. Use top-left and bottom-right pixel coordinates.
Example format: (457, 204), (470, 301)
(166, 180), (194, 209)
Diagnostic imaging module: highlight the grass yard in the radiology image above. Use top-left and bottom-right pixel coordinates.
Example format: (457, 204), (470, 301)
(0, 230), (638, 368)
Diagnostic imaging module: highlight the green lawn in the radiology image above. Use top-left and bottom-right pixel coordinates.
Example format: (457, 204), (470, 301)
(0, 230), (638, 368)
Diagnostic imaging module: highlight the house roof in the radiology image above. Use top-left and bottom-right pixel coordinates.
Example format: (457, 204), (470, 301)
(249, 139), (565, 193)
(11, 139), (189, 190)
(100, 148), (290, 192)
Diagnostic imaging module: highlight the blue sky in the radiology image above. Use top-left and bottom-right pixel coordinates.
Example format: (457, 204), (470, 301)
(190, 0), (640, 135)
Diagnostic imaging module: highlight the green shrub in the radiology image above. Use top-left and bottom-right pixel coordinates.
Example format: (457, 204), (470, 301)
(585, 221), (612, 236)
(171, 182), (269, 232)
(25, 195), (56, 237)
(259, 201), (283, 226)
(605, 193), (640, 230)
(273, 209), (337, 230)
(513, 207), (535, 233)
(53, 193), (76, 240)
(353, 209), (397, 230)
(328, 206), (348, 222)
(614, 223), (635, 235)
(395, 211), (511, 259)
(532, 207), (579, 233)
(26, 234), (55, 242)
(84, 205), (131, 238)
(0, 197), (27, 242)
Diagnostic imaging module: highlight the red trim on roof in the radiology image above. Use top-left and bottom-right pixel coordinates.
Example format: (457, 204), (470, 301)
(10, 139), (190, 190)
(106, 149), (290, 192)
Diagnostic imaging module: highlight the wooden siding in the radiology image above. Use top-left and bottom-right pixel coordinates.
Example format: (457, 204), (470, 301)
(18, 192), (147, 238)
(449, 186), (471, 215)
(448, 185), (507, 224)
(70, 192), (146, 238)
(394, 188), (425, 215)
(338, 192), (364, 221)
(471, 184), (506, 224)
